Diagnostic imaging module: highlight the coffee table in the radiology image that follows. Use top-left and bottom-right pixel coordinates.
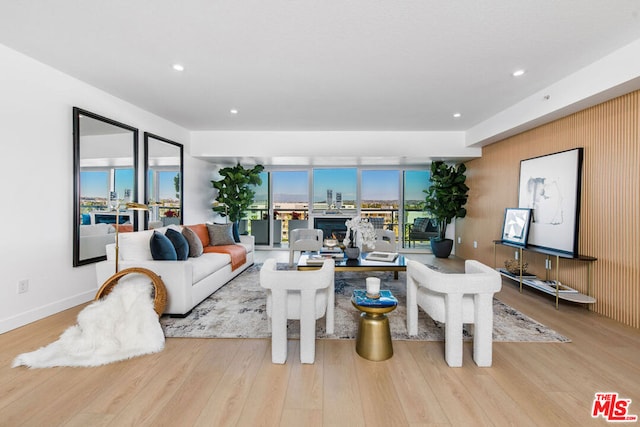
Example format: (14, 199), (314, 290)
(297, 252), (407, 279)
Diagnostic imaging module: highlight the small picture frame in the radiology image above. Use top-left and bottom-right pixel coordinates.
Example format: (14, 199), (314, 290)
(501, 208), (532, 246)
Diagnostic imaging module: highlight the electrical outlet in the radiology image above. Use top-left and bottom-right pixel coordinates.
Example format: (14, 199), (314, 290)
(457, 236), (461, 244)
(18, 279), (29, 294)
(473, 241), (478, 248)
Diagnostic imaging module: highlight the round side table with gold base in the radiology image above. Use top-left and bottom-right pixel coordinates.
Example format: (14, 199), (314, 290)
(351, 292), (398, 361)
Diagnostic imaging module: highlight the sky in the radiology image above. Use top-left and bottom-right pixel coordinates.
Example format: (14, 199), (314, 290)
(83, 167), (429, 203)
(80, 169), (177, 201)
(264, 169), (431, 203)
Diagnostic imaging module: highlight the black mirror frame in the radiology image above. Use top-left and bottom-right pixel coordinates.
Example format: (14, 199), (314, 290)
(73, 107), (139, 267)
(143, 132), (184, 229)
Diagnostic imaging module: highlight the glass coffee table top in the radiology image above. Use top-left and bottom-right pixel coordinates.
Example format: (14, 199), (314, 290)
(297, 252), (406, 278)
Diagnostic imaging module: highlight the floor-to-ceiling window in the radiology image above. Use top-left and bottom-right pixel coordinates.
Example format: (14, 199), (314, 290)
(79, 170), (110, 214)
(147, 168), (180, 223)
(360, 169), (400, 242)
(403, 170), (431, 249)
(272, 171), (309, 244)
(114, 168), (135, 202)
(247, 167), (432, 250)
(246, 171), (270, 244)
(80, 168), (135, 213)
(312, 168), (357, 211)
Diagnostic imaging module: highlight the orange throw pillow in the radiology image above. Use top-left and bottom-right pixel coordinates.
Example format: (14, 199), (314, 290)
(114, 224), (134, 233)
(185, 224), (210, 247)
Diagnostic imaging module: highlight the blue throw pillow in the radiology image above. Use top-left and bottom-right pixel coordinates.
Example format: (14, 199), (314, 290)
(165, 228), (189, 260)
(150, 231), (177, 260)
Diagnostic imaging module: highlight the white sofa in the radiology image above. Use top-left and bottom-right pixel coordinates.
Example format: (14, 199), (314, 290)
(95, 224), (254, 316)
(80, 223), (116, 260)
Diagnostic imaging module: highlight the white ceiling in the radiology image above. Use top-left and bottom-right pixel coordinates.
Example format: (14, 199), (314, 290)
(1, 1), (640, 135)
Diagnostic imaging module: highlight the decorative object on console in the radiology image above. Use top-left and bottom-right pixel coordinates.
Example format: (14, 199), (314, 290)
(343, 216), (376, 259)
(518, 148), (584, 256)
(503, 258), (531, 276)
(424, 161), (469, 258)
(114, 202), (149, 273)
(501, 207), (532, 246)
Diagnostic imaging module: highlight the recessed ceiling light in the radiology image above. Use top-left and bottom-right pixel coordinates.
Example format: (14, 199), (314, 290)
(512, 69), (525, 77)
(172, 64), (184, 71)
(453, 113), (462, 118)
(230, 109), (239, 115)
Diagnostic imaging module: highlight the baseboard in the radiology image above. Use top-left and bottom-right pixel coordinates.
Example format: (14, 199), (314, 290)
(0, 290), (95, 334)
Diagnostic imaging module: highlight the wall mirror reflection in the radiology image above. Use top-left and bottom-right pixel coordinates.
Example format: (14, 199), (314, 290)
(73, 107), (138, 267)
(144, 133), (183, 229)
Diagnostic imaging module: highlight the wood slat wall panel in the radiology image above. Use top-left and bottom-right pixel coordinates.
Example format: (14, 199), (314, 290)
(458, 90), (640, 328)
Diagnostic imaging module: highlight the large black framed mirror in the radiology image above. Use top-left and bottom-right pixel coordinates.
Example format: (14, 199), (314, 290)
(73, 107), (139, 267)
(144, 133), (183, 229)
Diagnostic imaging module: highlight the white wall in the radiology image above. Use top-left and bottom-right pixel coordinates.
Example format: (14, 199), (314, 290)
(0, 43), (211, 333)
(191, 130), (481, 164)
(466, 38), (640, 147)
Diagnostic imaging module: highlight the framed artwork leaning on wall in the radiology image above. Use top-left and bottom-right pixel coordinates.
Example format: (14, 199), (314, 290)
(518, 147), (584, 256)
(501, 208), (532, 246)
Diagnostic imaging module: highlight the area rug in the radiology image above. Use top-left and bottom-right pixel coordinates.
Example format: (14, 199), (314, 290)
(161, 263), (570, 343)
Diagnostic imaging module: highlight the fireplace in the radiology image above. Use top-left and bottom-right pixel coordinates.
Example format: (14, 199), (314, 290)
(314, 217), (349, 242)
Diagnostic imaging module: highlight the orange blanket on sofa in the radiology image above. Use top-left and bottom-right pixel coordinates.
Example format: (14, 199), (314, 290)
(203, 244), (247, 271)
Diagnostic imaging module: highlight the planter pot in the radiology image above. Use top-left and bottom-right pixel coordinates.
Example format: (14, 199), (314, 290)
(162, 217), (180, 226)
(431, 238), (454, 258)
(344, 247), (360, 260)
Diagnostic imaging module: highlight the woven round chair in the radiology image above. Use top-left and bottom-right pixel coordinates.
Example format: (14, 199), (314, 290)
(95, 267), (167, 316)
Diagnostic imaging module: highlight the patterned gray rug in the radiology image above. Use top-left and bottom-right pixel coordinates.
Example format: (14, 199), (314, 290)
(161, 263), (570, 343)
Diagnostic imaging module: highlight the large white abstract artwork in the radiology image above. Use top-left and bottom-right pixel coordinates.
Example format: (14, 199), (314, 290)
(518, 148), (583, 255)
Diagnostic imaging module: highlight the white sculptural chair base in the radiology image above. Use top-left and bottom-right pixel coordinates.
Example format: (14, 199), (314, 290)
(260, 258), (335, 364)
(406, 259), (502, 367)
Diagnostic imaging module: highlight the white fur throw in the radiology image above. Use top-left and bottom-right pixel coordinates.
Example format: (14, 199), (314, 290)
(12, 276), (165, 368)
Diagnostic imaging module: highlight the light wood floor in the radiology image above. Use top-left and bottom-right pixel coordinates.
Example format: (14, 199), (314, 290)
(1, 252), (639, 426)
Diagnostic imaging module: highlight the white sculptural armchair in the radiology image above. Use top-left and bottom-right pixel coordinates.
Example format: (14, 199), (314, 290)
(406, 259), (502, 367)
(260, 258), (335, 364)
(288, 228), (323, 267)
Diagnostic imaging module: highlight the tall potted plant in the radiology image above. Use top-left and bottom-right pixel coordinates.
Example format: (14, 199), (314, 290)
(423, 161), (469, 258)
(211, 163), (264, 240)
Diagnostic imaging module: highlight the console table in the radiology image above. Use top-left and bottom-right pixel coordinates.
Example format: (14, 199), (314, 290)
(493, 240), (597, 309)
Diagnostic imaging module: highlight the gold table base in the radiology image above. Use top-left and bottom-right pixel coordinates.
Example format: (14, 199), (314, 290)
(352, 302), (397, 361)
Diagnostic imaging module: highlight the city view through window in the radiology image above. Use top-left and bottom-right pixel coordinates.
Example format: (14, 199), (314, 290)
(80, 168), (135, 214)
(245, 168), (432, 248)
